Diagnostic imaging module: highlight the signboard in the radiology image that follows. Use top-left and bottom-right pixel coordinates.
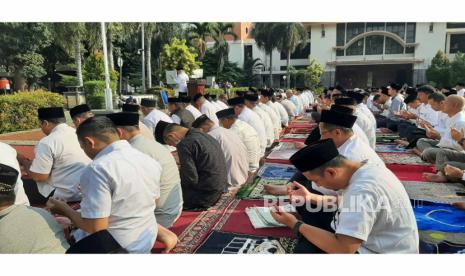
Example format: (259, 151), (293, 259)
(191, 69), (203, 79)
(165, 70), (177, 85)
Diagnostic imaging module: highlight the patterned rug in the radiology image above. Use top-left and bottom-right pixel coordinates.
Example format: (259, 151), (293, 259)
(375, 144), (411, 153)
(413, 200), (465, 233)
(171, 192), (240, 253)
(403, 181), (465, 203)
(257, 163), (298, 180)
(236, 177), (289, 200)
(378, 152), (429, 165)
(194, 230), (297, 254)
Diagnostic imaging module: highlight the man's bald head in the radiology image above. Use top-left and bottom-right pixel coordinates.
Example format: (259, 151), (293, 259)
(444, 95), (465, 115)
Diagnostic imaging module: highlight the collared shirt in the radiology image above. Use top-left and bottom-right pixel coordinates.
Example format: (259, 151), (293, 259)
(290, 95), (302, 115)
(358, 103), (377, 128)
(435, 112), (449, 136)
(139, 121), (155, 141)
(230, 119), (261, 172)
(129, 134), (182, 227)
(332, 163), (419, 253)
(200, 100), (219, 125)
(259, 102), (282, 140)
(437, 111), (465, 151)
(353, 124), (371, 147)
(381, 98), (391, 117)
(29, 124), (91, 201)
(418, 103), (439, 128)
(388, 94), (406, 120)
(0, 142), (29, 205)
(367, 95), (380, 112)
(207, 126), (249, 186)
(312, 133), (384, 196)
(354, 108), (376, 149)
(78, 140), (161, 253)
(252, 106), (275, 147)
(214, 100), (229, 111)
(185, 104), (203, 119)
(239, 106), (267, 155)
(143, 109), (173, 134)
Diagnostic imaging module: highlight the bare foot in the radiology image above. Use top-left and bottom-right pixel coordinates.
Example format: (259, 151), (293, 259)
(452, 202), (465, 210)
(423, 172), (447, 183)
(412, 148), (423, 157)
(263, 184), (287, 196)
(394, 139), (409, 146)
(380, 128), (393, 134)
(157, 225), (179, 253)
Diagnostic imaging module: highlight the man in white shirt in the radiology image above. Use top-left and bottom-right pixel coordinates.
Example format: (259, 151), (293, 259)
(282, 91), (298, 118)
(263, 89), (289, 127)
(192, 115), (249, 187)
(244, 94), (274, 148)
(211, 94), (228, 111)
(17, 107), (91, 202)
(348, 90), (377, 130)
(47, 116), (162, 253)
(140, 98), (173, 135)
(122, 103), (156, 141)
(259, 90), (282, 140)
(175, 66), (189, 95)
(69, 104), (93, 128)
(216, 108), (261, 172)
(373, 87), (391, 127)
(227, 97), (267, 156)
(271, 139), (419, 254)
(0, 142), (29, 206)
(334, 97), (376, 149)
(386, 83), (406, 131)
(192, 93), (219, 125)
(418, 95), (465, 167)
(179, 95), (203, 119)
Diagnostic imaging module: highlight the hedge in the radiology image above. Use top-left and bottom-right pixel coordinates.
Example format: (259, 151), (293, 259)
(83, 80), (117, 109)
(0, 90), (65, 134)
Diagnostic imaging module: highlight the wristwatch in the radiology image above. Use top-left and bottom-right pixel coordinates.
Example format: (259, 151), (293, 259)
(292, 220), (304, 237)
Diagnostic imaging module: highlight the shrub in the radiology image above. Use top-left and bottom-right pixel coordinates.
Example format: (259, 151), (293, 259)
(0, 90), (64, 133)
(57, 73), (79, 87)
(83, 80), (116, 109)
(204, 88), (224, 95)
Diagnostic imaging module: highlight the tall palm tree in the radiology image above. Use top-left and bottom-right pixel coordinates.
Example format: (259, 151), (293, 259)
(252, 23), (280, 88)
(52, 23), (87, 87)
(275, 23), (309, 88)
(144, 23), (157, 89)
(211, 22), (237, 78)
(187, 22), (214, 61)
(243, 57), (264, 87)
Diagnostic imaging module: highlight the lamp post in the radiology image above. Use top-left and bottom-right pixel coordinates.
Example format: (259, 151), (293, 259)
(117, 57), (123, 97)
(141, 22), (146, 94)
(283, 75), (287, 89)
(100, 22), (113, 110)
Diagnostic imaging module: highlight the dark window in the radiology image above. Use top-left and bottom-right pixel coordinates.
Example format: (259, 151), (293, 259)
(336, 23), (345, 46)
(450, 34), (465, 54)
(244, 45), (253, 61)
(366, 22), (385, 32)
(245, 27), (249, 34)
(365, 35), (384, 55)
(321, 24), (325, 37)
(406, 23), (416, 43)
(385, 37), (404, 54)
(447, 23), (465, 29)
(386, 23), (405, 38)
(346, 23), (365, 42)
(336, 49), (345, 56)
(429, 23), (434, 33)
(346, 38), (364, 56)
(405, 46), (415, 54)
(280, 65), (307, 71)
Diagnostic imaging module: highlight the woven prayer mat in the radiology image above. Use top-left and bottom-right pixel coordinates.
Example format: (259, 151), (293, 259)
(375, 144), (411, 153)
(170, 192), (240, 253)
(257, 163), (297, 180)
(386, 163), (435, 181)
(279, 133), (308, 143)
(236, 177), (289, 200)
(289, 128), (312, 134)
(378, 152), (429, 165)
(419, 230), (465, 253)
(413, 200), (465, 233)
(403, 181), (465, 203)
(194, 230), (297, 254)
(214, 200), (294, 238)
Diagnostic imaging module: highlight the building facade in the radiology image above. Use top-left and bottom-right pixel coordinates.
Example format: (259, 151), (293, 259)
(215, 22), (465, 88)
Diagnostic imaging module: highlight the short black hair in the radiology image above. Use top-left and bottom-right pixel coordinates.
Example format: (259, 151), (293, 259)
(76, 116), (118, 144)
(417, 85), (435, 94)
(163, 123), (183, 141)
(192, 93), (204, 103)
(428, 92), (446, 103)
(373, 94), (381, 102)
(192, 115), (213, 128)
(309, 155), (347, 176)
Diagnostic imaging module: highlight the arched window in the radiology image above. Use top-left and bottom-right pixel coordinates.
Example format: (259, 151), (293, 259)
(365, 35), (384, 55)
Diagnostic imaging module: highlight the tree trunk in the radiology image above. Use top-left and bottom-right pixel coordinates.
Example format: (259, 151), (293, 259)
(269, 51), (273, 88)
(146, 36), (152, 89)
(107, 27), (115, 71)
(75, 41), (83, 87)
(287, 50), (291, 89)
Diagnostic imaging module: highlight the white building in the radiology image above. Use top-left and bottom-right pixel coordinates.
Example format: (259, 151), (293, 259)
(211, 22), (465, 88)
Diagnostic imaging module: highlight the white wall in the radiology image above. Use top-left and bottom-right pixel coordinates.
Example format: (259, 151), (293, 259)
(414, 22), (447, 71)
(311, 23), (337, 72)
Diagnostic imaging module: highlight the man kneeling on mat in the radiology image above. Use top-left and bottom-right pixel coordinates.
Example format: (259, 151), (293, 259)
(270, 139), (419, 254)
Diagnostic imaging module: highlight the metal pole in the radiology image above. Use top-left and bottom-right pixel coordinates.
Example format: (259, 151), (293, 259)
(101, 22), (113, 110)
(119, 64), (123, 97)
(141, 22), (146, 93)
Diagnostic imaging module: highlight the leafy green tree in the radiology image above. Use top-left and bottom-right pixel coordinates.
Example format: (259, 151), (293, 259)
(16, 52), (47, 90)
(211, 23), (237, 77)
(275, 23), (309, 88)
(243, 58), (264, 87)
(303, 58), (323, 89)
(451, 52), (465, 85)
(203, 49), (244, 84)
(252, 23), (280, 88)
(188, 23), (214, 61)
(160, 38), (201, 76)
(426, 50), (451, 88)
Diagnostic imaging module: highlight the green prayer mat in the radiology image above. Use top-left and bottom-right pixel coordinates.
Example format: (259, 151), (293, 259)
(236, 177), (288, 200)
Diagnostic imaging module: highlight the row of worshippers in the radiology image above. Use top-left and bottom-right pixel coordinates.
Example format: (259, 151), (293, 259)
(260, 90), (420, 253)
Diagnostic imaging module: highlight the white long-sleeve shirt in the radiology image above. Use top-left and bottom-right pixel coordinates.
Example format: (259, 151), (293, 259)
(259, 102), (281, 140)
(143, 109), (173, 134)
(200, 100), (219, 125)
(273, 101), (289, 127)
(185, 104), (203, 119)
(252, 106), (275, 147)
(354, 108), (376, 149)
(238, 107), (267, 156)
(230, 119), (261, 172)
